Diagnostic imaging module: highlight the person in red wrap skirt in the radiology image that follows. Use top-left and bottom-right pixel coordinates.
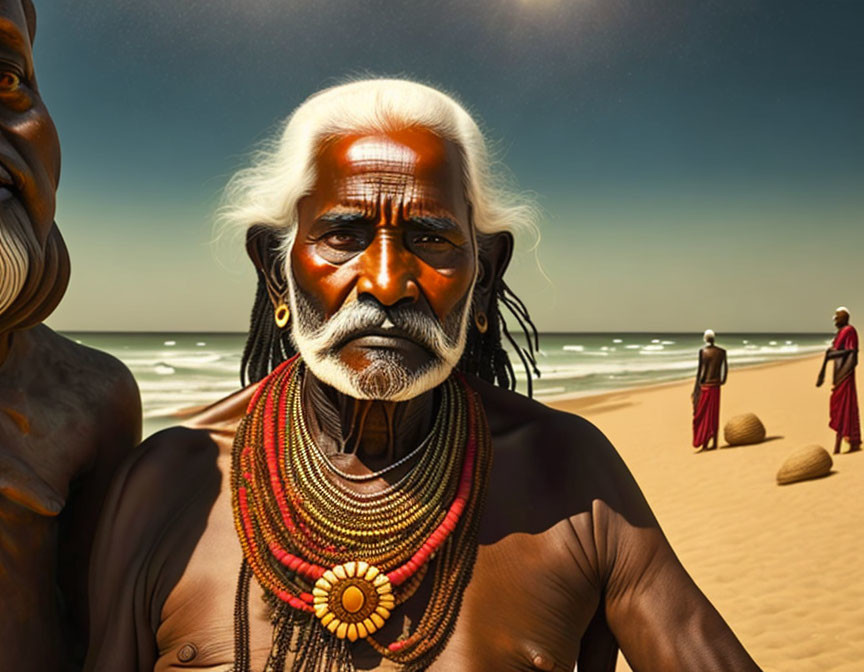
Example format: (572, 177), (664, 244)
(692, 329), (728, 451)
(817, 307), (861, 454)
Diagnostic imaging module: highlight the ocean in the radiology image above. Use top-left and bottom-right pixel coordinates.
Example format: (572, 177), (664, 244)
(61, 331), (832, 438)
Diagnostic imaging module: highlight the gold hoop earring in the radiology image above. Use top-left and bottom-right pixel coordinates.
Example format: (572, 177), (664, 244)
(274, 303), (290, 329)
(474, 310), (488, 334)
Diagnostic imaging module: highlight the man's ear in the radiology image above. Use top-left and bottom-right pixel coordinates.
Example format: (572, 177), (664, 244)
(246, 224), (289, 308)
(474, 231), (514, 314)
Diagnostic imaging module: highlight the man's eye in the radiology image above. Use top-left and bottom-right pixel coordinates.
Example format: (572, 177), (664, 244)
(415, 234), (449, 246)
(0, 71), (21, 93)
(323, 231), (365, 249)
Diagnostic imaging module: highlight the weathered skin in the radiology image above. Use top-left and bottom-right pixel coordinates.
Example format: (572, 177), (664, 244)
(85, 125), (758, 671)
(0, 1), (141, 668)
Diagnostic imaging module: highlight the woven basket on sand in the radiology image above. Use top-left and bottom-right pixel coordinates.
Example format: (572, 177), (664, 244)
(723, 413), (766, 446)
(776, 445), (833, 485)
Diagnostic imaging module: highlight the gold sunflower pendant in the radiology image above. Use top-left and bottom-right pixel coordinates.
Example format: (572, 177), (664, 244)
(313, 561), (395, 641)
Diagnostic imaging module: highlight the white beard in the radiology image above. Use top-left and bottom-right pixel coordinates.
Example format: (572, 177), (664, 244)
(0, 198), (31, 316)
(287, 270), (474, 402)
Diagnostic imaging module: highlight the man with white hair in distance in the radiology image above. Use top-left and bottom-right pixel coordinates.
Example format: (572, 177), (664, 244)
(0, 1), (141, 669)
(691, 329), (727, 452)
(86, 79), (760, 672)
(817, 306), (861, 454)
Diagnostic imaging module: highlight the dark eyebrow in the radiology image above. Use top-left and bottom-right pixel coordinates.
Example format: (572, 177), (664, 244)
(406, 216), (459, 232)
(316, 212), (369, 226)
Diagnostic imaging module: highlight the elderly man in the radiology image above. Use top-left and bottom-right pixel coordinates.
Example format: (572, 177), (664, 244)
(0, 1), (141, 670)
(86, 80), (759, 671)
(817, 307), (860, 454)
(692, 329), (727, 451)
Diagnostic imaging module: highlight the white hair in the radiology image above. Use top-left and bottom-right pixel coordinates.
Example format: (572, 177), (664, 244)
(836, 306), (850, 316)
(703, 329), (716, 343)
(219, 78), (538, 253)
(0, 199), (31, 315)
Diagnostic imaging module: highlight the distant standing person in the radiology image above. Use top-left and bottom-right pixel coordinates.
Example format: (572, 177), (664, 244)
(817, 307), (861, 454)
(692, 329), (728, 451)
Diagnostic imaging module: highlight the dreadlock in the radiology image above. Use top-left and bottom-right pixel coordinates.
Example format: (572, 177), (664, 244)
(460, 279), (541, 397)
(240, 272), (540, 395)
(240, 268), (296, 385)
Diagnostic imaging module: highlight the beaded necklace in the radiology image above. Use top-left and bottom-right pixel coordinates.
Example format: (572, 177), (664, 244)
(311, 423), (436, 483)
(231, 356), (492, 671)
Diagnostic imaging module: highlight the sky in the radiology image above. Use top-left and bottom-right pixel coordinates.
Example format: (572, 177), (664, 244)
(35, 0), (864, 333)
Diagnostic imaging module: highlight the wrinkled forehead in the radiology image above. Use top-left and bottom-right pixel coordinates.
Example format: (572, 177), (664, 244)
(312, 128), (467, 214)
(0, 0), (31, 48)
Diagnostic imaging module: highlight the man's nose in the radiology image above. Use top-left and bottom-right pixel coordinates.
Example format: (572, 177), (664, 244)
(355, 231), (420, 307)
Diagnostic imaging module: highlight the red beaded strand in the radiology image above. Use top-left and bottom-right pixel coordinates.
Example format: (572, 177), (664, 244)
(235, 357), (476, 600)
(231, 356), (492, 670)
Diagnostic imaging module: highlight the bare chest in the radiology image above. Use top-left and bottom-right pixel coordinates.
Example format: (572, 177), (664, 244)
(155, 484), (598, 672)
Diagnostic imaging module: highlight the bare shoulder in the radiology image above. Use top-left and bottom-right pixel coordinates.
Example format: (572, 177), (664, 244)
(31, 325), (140, 414)
(469, 376), (653, 528)
(184, 384), (256, 438)
(120, 383), (257, 498)
(93, 425), (223, 554)
(471, 376), (620, 461)
(115, 425), (223, 499)
(95, 425), (224, 561)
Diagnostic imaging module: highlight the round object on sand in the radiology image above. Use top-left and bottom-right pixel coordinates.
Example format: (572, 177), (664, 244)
(723, 413), (766, 446)
(776, 445), (833, 485)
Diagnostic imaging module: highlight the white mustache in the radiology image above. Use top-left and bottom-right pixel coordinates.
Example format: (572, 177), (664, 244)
(285, 268), (476, 400)
(296, 295), (462, 364)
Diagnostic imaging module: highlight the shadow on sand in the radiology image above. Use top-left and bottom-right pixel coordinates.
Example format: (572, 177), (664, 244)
(693, 435), (786, 453)
(718, 435), (786, 450)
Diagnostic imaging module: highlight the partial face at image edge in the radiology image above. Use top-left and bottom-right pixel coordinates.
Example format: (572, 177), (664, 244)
(0, 0), (63, 323)
(0, 0), (60, 242)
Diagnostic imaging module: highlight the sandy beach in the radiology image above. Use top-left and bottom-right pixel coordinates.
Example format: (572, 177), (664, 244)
(549, 355), (864, 672)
